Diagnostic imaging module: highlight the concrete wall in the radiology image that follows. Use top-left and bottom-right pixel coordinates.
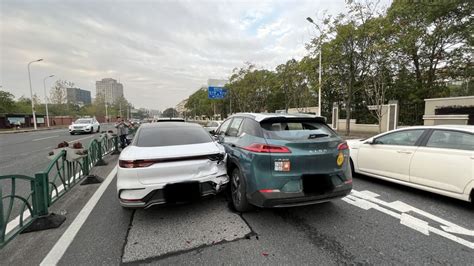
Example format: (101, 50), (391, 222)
(423, 96), (474, 125)
(422, 115), (469, 126)
(424, 96), (474, 115)
(337, 119), (381, 133)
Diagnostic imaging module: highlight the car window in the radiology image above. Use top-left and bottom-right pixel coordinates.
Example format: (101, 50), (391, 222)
(227, 117), (243, 137)
(217, 119), (232, 135)
(136, 127), (212, 147)
(260, 120), (336, 140)
(375, 129), (424, 146)
(426, 130), (474, 151)
(240, 118), (263, 137)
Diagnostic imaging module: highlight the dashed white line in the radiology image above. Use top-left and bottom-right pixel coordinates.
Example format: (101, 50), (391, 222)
(32, 135), (59, 142)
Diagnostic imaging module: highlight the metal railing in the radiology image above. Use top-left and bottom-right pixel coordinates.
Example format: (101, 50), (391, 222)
(0, 134), (118, 248)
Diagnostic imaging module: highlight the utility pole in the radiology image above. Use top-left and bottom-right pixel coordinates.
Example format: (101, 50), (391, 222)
(306, 17), (323, 116)
(27, 58), (43, 130)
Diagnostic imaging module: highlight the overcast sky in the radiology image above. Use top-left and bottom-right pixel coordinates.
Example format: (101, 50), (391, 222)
(0, 0), (388, 110)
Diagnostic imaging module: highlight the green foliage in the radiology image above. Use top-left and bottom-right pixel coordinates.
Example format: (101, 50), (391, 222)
(0, 90), (15, 113)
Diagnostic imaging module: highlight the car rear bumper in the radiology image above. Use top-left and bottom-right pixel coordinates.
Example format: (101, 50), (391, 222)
(248, 183), (352, 208)
(117, 174), (229, 208)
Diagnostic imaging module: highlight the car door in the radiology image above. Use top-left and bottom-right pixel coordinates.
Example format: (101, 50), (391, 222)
(409, 129), (474, 194)
(224, 117), (244, 158)
(357, 129), (426, 182)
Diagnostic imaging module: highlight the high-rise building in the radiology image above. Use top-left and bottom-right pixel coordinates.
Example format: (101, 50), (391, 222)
(66, 88), (92, 106)
(95, 78), (124, 104)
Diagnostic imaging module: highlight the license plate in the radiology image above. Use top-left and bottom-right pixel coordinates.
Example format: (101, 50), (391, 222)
(163, 182), (201, 203)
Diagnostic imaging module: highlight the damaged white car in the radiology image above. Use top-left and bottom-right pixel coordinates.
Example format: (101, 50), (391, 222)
(117, 122), (229, 208)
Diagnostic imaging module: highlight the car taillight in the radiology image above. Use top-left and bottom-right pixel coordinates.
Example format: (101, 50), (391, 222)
(243, 143), (291, 153)
(119, 160), (154, 168)
(337, 142), (349, 150)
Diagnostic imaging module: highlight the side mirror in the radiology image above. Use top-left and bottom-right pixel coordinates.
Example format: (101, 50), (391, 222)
(214, 134), (224, 143)
(210, 130), (216, 135)
(365, 138), (375, 145)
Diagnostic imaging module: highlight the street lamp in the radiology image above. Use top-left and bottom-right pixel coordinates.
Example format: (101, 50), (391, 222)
(43, 74), (54, 127)
(306, 17), (322, 117)
(27, 58), (43, 130)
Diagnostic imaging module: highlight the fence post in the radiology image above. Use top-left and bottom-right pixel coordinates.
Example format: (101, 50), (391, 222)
(82, 154), (90, 176)
(0, 187), (4, 244)
(95, 139), (107, 166)
(112, 135), (120, 155)
(33, 173), (50, 216)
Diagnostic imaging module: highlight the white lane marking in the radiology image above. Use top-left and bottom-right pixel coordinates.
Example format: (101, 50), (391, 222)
(342, 190), (474, 249)
(40, 166), (117, 266)
(37, 130), (66, 135)
(32, 135), (59, 142)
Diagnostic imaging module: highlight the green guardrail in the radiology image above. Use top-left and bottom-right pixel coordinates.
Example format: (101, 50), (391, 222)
(0, 134), (119, 248)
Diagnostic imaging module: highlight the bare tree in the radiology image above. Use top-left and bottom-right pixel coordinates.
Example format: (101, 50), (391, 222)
(50, 80), (74, 105)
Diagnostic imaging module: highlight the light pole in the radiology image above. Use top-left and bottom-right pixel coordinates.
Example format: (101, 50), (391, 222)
(306, 17), (322, 116)
(43, 74), (54, 127)
(28, 58), (43, 130)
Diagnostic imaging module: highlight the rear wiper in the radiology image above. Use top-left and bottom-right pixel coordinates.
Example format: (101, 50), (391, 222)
(308, 133), (328, 139)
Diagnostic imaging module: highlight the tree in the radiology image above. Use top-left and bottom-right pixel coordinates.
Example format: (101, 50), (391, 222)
(0, 90), (15, 113)
(162, 108), (179, 118)
(50, 80), (72, 105)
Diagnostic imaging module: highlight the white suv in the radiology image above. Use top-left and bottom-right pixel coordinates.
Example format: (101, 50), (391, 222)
(69, 118), (100, 135)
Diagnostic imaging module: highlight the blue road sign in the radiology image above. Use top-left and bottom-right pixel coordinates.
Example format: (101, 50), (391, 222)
(208, 86), (228, 99)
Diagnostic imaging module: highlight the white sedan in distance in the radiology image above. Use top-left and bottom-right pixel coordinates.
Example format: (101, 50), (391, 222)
(347, 125), (474, 203)
(204, 120), (222, 133)
(117, 122), (229, 208)
(69, 117), (100, 135)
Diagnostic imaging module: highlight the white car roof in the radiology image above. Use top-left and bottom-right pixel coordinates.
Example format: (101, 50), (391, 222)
(377, 125), (474, 136)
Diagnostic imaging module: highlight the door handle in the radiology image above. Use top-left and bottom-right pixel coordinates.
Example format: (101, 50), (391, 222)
(397, 150), (412, 154)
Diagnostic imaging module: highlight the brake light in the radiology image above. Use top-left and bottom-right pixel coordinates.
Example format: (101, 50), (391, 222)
(243, 143), (291, 153)
(337, 142), (349, 150)
(259, 189), (280, 193)
(119, 160), (154, 168)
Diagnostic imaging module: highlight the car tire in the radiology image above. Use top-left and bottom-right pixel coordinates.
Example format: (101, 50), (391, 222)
(97, 126), (100, 133)
(350, 158), (355, 176)
(230, 168), (253, 212)
(70, 132), (74, 135)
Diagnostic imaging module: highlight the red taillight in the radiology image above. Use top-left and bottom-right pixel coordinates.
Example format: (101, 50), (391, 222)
(243, 143), (291, 153)
(259, 189), (280, 193)
(337, 142), (349, 150)
(119, 160), (154, 168)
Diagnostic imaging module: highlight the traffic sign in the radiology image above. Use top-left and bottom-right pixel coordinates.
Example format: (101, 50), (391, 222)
(208, 86), (228, 99)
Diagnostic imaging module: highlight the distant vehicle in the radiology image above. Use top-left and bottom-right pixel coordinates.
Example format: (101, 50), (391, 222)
(214, 113), (352, 212)
(117, 122), (228, 208)
(69, 118), (100, 135)
(153, 117), (185, 122)
(204, 120), (222, 133)
(347, 125), (474, 203)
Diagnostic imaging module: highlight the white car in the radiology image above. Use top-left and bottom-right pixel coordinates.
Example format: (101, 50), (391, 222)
(117, 122), (229, 208)
(204, 120), (222, 133)
(347, 125), (474, 203)
(69, 118), (100, 135)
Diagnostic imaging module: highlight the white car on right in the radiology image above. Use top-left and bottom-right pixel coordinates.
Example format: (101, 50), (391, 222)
(347, 125), (474, 203)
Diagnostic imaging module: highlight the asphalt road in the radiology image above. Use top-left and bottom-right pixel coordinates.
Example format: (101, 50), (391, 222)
(50, 171), (472, 265)
(0, 124), (115, 221)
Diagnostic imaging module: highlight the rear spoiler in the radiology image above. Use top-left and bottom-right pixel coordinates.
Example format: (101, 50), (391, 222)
(260, 116), (327, 124)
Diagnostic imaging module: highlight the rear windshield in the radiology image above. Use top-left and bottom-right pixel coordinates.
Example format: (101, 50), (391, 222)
(261, 120), (336, 140)
(136, 127), (213, 147)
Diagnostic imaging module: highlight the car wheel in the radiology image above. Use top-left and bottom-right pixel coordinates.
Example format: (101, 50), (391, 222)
(350, 159), (355, 176)
(231, 168), (253, 212)
(70, 132), (74, 135)
(97, 126), (100, 133)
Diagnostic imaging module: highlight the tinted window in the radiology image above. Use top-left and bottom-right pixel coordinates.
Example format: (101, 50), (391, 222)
(227, 117), (243, 137)
(217, 119), (231, 134)
(426, 130), (474, 151)
(260, 120), (336, 140)
(136, 127), (212, 147)
(240, 118), (263, 137)
(375, 130), (424, 146)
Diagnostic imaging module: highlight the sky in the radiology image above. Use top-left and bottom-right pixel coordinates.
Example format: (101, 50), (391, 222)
(0, 0), (389, 110)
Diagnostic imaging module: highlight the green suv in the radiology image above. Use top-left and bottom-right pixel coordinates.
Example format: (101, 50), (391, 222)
(214, 113), (352, 212)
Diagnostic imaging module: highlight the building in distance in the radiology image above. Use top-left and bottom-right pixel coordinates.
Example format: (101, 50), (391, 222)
(96, 78), (124, 104)
(66, 87), (92, 106)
